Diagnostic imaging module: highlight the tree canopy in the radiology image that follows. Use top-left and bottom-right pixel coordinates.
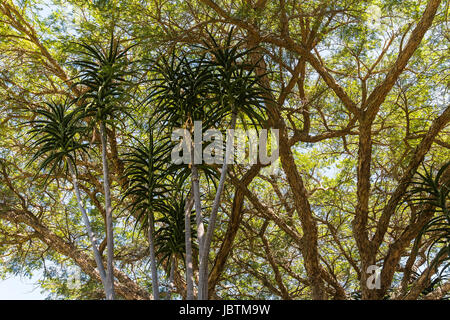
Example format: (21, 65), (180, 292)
(0, 0), (449, 300)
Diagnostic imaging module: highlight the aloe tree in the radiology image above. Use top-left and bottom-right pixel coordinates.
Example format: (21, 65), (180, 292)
(122, 128), (172, 299)
(408, 161), (450, 279)
(72, 35), (134, 300)
(26, 101), (111, 297)
(183, 188), (195, 299)
(147, 51), (221, 299)
(148, 35), (268, 299)
(154, 191), (197, 299)
(196, 30), (268, 300)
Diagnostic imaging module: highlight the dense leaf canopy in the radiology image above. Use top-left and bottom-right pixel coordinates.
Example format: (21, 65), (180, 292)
(0, 0), (449, 300)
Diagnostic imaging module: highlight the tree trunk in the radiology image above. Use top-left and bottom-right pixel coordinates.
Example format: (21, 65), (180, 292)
(67, 160), (110, 297)
(198, 111), (237, 300)
(99, 122), (115, 300)
(190, 138), (205, 299)
(184, 190), (195, 299)
(168, 256), (175, 300)
(148, 211), (160, 300)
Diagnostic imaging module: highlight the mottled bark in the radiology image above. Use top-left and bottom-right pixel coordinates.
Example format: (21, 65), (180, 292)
(207, 164), (261, 298)
(184, 190), (195, 299)
(199, 111), (237, 300)
(67, 161), (109, 295)
(99, 122), (115, 300)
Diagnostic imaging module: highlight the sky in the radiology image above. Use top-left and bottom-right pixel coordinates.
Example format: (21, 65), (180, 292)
(0, 275), (46, 300)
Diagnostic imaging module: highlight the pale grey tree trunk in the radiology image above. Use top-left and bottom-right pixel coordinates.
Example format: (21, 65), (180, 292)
(191, 162), (205, 298)
(99, 122), (115, 300)
(184, 190), (195, 299)
(67, 160), (110, 297)
(147, 211), (160, 300)
(198, 111), (237, 300)
(189, 133), (206, 299)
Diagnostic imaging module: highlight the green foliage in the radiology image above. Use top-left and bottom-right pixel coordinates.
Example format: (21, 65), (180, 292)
(408, 161), (450, 276)
(122, 127), (172, 230)
(72, 35), (135, 125)
(198, 28), (269, 127)
(1, 0), (449, 300)
(154, 190), (197, 273)
(146, 50), (219, 130)
(26, 100), (88, 183)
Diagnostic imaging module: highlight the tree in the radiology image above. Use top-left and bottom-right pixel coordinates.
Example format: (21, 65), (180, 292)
(122, 127), (173, 299)
(26, 100), (110, 297)
(154, 190), (197, 299)
(408, 161), (450, 286)
(72, 35), (135, 300)
(196, 29), (268, 299)
(147, 50), (221, 299)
